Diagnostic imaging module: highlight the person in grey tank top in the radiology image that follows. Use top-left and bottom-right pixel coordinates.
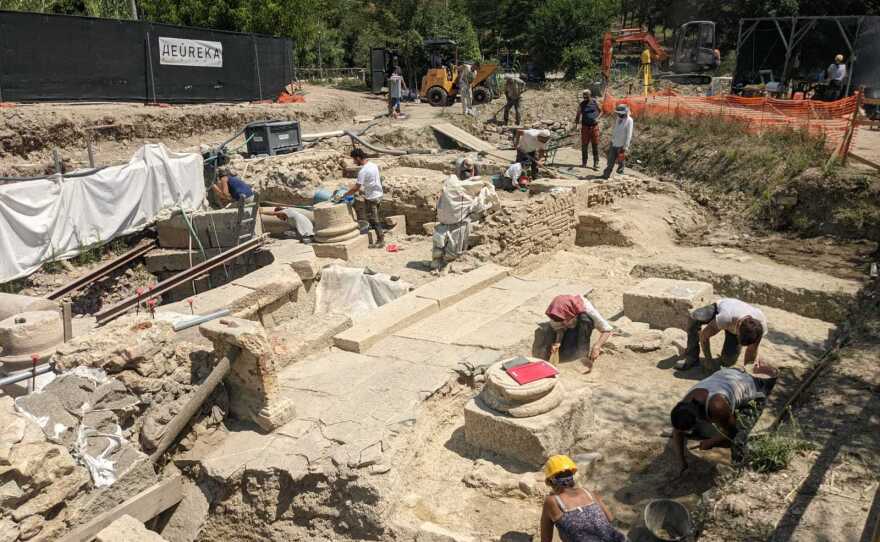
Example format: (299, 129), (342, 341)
(669, 365), (778, 475)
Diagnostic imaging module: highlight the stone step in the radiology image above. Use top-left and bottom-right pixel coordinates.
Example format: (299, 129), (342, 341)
(632, 253), (861, 322)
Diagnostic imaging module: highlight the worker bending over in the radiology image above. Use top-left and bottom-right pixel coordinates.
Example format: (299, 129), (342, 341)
(679, 298), (767, 373)
(602, 104), (633, 179)
(574, 89), (602, 169)
(211, 167), (254, 205)
(542, 294), (613, 374)
(262, 207), (314, 243)
(337, 148), (386, 249)
(671, 364), (778, 475)
(502, 74), (526, 126)
(514, 128), (552, 179)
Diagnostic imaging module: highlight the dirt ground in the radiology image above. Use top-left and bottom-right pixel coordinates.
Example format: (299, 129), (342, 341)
(3, 85), (878, 541)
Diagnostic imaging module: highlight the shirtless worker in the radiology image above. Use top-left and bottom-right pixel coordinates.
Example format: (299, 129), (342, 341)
(678, 298), (767, 373)
(670, 364), (778, 474)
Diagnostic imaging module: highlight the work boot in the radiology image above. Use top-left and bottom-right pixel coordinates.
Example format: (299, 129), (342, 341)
(617, 167), (625, 174)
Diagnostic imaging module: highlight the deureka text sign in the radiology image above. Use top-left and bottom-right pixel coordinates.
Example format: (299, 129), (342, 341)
(158, 37), (223, 67)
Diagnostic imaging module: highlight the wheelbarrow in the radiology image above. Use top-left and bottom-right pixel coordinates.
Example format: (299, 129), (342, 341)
(644, 499), (694, 541)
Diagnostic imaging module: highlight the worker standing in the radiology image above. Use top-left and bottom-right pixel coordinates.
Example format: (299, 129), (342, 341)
(602, 104), (633, 179)
(574, 89), (601, 169)
(640, 47), (653, 96)
(337, 148), (386, 249)
(387, 68), (407, 119)
(826, 54), (847, 101)
(502, 74), (526, 126)
(458, 63), (474, 116)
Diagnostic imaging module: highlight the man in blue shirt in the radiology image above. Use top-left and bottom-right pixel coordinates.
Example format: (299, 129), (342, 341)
(212, 167), (254, 205)
(574, 89), (602, 169)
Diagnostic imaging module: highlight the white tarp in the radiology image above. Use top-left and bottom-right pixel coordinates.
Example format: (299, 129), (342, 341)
(436, 174), (499, 225)
(0, 144), (205, 283)
(315, 265), (412, 321)
(159, 37), (223, 67)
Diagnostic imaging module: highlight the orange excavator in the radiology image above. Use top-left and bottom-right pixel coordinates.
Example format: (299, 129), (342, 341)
(602, 21), (717, 87)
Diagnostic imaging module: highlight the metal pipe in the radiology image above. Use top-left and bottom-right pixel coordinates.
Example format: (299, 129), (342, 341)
(0, 364), (53, 387)
(172, 309), (230, 332)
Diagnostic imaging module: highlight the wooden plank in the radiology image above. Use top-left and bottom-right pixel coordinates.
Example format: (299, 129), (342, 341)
(430, 122), (497, 153)
(59, 475), (184, 542)
(849, 152), (880, 171)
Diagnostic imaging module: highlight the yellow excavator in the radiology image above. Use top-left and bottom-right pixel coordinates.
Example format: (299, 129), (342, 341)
(419, 38), (497, 107)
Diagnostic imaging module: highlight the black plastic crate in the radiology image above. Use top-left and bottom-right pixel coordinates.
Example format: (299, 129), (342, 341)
(244, 120), (303, 156)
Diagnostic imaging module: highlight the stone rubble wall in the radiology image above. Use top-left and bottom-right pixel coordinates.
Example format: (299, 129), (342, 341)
(471, 179), (641, 267)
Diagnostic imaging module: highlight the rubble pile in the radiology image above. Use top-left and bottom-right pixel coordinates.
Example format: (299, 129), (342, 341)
(228, 149), (347, 205)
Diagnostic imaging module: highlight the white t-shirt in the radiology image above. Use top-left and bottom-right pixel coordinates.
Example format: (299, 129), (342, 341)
(715, 298), (767, 336)
(280, 208), (314, 237)
(518, 129), (551, 154)
(548, 296), (613, 333)
(356, 162), (383, 201)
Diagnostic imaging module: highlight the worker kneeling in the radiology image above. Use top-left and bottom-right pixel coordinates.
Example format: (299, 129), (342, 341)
(539, 294), (613, 374)
(671, 364), (778, 474)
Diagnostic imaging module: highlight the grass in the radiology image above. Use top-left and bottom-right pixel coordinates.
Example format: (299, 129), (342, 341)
(745, 416), (812, 473)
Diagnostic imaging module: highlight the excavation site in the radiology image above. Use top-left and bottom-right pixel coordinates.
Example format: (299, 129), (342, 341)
(1, 8), (879, 542)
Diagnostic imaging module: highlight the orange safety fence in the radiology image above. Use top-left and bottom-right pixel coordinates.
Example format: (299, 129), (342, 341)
(603, 90), (861, 157)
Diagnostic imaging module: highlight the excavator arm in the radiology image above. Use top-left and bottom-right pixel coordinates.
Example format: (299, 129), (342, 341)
(601, 29), (669, 81)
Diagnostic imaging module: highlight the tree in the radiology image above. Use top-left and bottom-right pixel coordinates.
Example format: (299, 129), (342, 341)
(528, 0), (618, 78)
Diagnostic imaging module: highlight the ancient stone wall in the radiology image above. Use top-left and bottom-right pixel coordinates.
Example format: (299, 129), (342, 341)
(471, 180), (640, 267)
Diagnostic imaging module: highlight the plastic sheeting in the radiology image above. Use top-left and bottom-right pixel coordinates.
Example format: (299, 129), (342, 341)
(436, 175), (499, 226)
(315, 264), (412, 321)
(0, 144), (206, 283)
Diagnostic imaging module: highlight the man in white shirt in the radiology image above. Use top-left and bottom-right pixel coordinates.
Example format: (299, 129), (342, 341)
(826, 54), (847, 100)
(680, 298), (768, 373)
(338, 148), (386, 248)
(602, 104), (634, 179)
(514, 128), (552, 179)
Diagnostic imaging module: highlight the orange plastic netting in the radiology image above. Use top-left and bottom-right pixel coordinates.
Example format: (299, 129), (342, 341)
(603, 91), (860, 156)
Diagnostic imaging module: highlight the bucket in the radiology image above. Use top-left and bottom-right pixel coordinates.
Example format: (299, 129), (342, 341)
(644, 499), (693, 541)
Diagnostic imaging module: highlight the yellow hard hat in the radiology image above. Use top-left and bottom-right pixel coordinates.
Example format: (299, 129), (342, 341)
(544, 455), (578, 480)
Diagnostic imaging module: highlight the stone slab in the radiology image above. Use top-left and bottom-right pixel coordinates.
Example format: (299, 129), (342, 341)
(623, 277), (713, 331)
(312, 234), (369, 261)
(0, 294), (58, 322)
(463, 386), (593, 467)
(95, 514), (167, 542)
(384, 214), (407, 236)
(528, 178), (584, 194)
(266, 240), (319, 280)
(410, 263), (511, 309)
(334, 295), (440, 353)
(394, 307), (499, 344)
(156, 209), (261, 250)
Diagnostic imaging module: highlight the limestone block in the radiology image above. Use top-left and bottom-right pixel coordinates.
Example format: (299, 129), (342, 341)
(54, 317), (174, 374)
(410, 263), (510, 309)
(334, 295), (439, 353)
(0, 294), (58, 322)
(7, 441), (90, 521)
(14, 393), (79, 446)
(95, 514), (167, 542)
(157, 209), (254, 250)
(623, 278), (713, 331)
(312, 234), (369, 261)
(159, 482), (210, 542)
(464, 386), (593, 467)
(266, 239), (320, 280)
(576, 212), (636, 247)
(384, 214), (407, 236)
(200, 317), (294, 431)
(0, 311), (63, 368)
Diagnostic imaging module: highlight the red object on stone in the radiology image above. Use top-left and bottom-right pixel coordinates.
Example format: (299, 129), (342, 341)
(385, 243), (399, 253)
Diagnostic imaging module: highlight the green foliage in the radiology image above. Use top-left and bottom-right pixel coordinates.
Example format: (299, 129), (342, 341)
(745, 418), (812, 473)
(528, 0), (617, 74)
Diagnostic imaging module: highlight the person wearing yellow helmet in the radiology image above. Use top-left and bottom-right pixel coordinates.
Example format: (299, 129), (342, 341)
(540, 455), (625, 542)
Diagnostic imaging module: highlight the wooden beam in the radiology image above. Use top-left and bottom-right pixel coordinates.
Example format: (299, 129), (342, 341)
(59, 475), (184, 542)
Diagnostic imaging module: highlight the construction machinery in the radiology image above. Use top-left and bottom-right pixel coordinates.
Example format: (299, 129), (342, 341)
(419, 38), (498, 107)
(602, 21), (717, 88)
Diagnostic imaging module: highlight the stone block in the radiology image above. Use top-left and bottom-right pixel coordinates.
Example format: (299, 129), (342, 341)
(411, 263), (510, 309)
(623, 278), (713, 331)
(0, 294), (58, 322)
(266, 240), (319, 280)
(156, 209), (259, 250)
(528, 178), (583, 194)
(312, 234), (369, 261)
(576, 212), (636, 247)
(160, 482), (210, 542)
(95, 514), (167, 542)
(464, 386), (593, 467)
(384, 214), (407, 236)
(334, 295), (439, 353)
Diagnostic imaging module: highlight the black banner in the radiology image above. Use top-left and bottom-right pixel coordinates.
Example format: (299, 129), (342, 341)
(0, 10), (293, 103)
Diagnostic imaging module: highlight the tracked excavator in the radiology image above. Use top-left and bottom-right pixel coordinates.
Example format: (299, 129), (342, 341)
(602, 21), (717, 88)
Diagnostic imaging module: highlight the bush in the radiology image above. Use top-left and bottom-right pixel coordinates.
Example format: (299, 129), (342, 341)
(745, 418), (811, 473)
